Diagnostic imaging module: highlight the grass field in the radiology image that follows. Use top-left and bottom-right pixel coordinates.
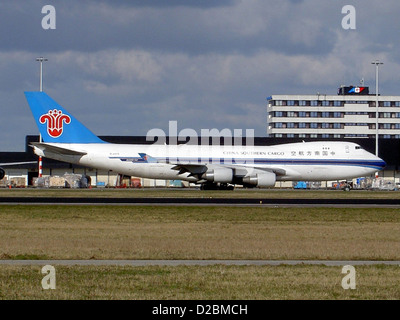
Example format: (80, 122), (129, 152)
(0, 189), (399, 300)
(1, 264), (399, 300)
(0, 205), (399, 260)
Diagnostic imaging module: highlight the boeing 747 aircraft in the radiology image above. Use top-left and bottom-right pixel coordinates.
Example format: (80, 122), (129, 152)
(24, 92), (386, 190)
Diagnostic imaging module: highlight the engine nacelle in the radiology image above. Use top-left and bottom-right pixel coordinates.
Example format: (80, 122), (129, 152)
(242, 172), (276, 187)
(0, 168), (4, 180)
(202, 168), (233, 183)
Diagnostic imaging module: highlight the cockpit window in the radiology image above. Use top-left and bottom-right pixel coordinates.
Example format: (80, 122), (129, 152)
(355, 146), (363, 150)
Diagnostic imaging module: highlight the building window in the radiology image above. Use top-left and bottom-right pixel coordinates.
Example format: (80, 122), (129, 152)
(322, 123), (331, 129)
(287, 100), (295, 106)
(333, 112), (343, 118)
(321, 112), (330, 118)
(299, 100), (307, 106)
(299, 111), (307, 117)
(310, 100), (318, 106)
(310, 123), (318, 129)
(287, 111), (296, 117)
(384, 101), (391, 107)
(275, 111), (283, 117)
(333, 101), (343, 106)
(310, 112), (318, 117)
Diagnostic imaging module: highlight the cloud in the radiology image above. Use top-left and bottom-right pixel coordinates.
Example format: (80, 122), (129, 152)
(1, 0), (400, 152)
(90, 0), (237, 8)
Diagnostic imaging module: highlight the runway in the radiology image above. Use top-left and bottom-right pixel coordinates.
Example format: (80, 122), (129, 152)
(0, 260), (399, 266)
(1, 196), (400, 207)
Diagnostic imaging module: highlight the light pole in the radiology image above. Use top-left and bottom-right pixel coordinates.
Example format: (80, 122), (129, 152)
(36, 57), (48, 178)
(36, 57), (48, 92)
(371, 60), (383, 157)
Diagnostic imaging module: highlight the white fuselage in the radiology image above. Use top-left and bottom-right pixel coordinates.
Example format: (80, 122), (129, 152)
(33, 141), (385, 184)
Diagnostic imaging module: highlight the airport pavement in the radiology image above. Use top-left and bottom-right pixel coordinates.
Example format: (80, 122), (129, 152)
(1, 196), (400, 207)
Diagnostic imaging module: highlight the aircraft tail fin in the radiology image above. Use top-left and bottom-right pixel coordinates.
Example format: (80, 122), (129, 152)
(24, 91), (105, 144)
(138, 153), (158, 163)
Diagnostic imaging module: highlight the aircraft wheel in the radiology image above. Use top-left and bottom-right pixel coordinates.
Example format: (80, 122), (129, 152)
(343, 185), (351, 192)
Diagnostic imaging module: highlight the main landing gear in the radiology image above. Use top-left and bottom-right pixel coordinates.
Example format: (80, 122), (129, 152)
(200, 182), (234, 190)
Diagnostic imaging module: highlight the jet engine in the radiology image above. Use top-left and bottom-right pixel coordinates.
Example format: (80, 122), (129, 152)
(202, 168), (233, 183)
(242, 172), (276, 187)
(0, 168), (4, 180)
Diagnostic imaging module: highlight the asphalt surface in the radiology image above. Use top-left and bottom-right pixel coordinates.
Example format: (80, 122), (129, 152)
(1, 197), (400, 207)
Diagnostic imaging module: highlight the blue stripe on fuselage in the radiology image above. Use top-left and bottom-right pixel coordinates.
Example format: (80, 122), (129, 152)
(111, 156), (386, 170)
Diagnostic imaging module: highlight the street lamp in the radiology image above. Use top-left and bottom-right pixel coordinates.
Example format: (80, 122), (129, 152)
(35, 57), (48, 178)
(36, 57), (48, 92)
(371, 60), (383, 157)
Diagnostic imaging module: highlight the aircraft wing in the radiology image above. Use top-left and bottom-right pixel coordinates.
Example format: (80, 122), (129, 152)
(171, 164), (208, 177)
(171, 163), (286, 178)
(137, 153), (209, 178)
(0, 161), (37, 166)
(0, 161), (37, 180)
(30, 142), (87, 156)
(138, 152), (287, 181)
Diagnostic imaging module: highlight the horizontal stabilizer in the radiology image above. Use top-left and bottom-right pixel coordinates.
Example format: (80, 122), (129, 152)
(30, 142), (87, 156)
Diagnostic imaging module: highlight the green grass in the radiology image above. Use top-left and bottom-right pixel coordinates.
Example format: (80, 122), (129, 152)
(0, 205), (399, 260)
(1, 264), (399, 300)
(1, 191), (399, 300)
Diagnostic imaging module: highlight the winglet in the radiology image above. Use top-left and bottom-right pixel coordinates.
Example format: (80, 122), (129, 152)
(138, 153), (158, 163)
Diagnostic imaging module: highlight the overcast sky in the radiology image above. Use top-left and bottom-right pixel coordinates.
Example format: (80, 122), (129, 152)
(1, 0), (400, 151)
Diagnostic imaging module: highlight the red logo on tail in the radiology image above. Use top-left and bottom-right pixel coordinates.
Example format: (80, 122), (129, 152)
(39, 109), (71, 138)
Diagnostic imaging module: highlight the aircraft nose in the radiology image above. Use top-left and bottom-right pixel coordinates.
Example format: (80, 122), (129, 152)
(376, 156), (386, 169)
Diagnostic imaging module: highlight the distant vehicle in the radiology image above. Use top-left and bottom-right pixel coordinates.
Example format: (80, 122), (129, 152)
(294, 181), (307, 189)
(25, 91), (386, 190)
